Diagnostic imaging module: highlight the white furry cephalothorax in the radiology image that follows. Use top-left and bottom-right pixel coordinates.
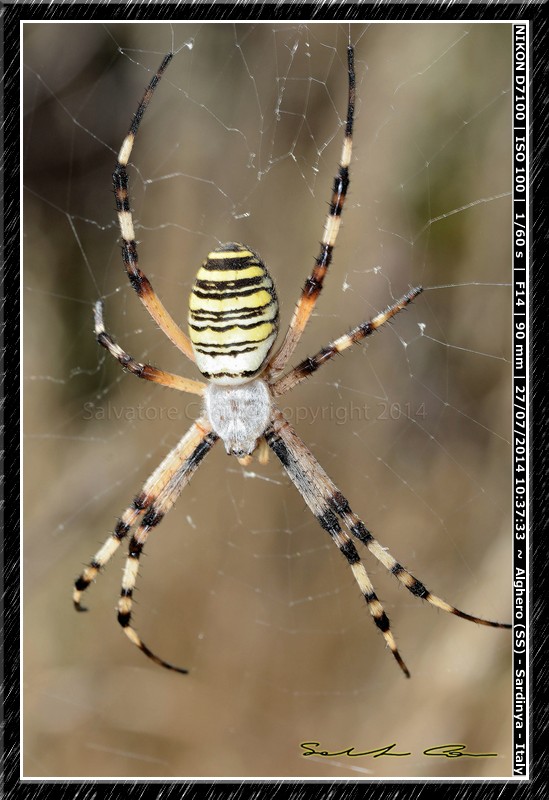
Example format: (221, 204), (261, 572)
(203, 380), (272, 456)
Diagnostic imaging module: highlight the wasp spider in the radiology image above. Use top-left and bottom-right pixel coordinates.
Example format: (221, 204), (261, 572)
(74, 46), (510, 677)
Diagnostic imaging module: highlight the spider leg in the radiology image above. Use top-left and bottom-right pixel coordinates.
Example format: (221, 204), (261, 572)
(94, 301), (205, 395)
(337, 501), (511, 630)
(113, 53), (196, 362)
(73, 419), (213, 612)
(267, 46), (355, 378)
(272, 286), (422, 397)
(266, 409), (510, 677)
(117, 427), (218, 673)
(265, 409), (410, 678)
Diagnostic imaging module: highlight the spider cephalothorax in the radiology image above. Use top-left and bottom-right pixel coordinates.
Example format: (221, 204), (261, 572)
(74, 45), (510, 678)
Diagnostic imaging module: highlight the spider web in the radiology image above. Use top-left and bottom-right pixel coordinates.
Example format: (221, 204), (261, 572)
(23, 21), (513, 781)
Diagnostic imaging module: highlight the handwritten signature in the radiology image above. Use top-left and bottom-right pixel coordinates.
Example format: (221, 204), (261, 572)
(300, 742), (498, 759)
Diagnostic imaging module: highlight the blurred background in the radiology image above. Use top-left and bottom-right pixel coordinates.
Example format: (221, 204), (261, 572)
(23, 22), (512, 779)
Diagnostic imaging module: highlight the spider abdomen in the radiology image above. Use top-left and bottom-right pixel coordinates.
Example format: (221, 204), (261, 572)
(188, 243), (279, 385)
(204, 379), (271, 456)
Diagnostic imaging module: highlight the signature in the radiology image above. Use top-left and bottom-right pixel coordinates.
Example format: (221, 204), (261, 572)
(300, 742), (498, 759)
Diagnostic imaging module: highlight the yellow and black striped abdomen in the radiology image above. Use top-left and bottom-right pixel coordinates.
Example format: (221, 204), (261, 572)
(188, 244), (279, 385)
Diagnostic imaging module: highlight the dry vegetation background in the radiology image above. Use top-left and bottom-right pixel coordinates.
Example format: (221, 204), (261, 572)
(24, 22), (512, 779)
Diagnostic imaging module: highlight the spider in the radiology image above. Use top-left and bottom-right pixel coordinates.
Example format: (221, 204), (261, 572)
(74, 45), (510, 678)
